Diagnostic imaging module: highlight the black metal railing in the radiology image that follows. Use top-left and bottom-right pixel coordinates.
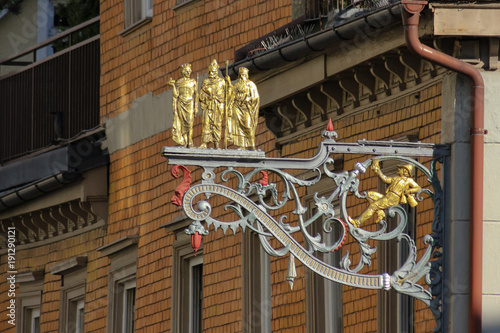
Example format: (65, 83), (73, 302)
(0, 17), (100, 164)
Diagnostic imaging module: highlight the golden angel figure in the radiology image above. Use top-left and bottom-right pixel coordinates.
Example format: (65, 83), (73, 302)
(225, 67), (260, 150)
(168, 63), (198, 148)
(350, 159), (421, 228)
(199, 59), (226, 149)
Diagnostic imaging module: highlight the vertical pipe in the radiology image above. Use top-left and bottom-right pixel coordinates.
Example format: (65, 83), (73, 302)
(401, 1), (485, 332)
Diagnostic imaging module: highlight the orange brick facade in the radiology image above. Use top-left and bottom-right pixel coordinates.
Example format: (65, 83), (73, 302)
(0, 1), (447, 333)
(100, 0), (292, 120)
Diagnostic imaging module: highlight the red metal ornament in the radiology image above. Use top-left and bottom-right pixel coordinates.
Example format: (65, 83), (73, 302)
(331, 218), (347, 252)
(259, 170), (269, 186)
(191, 231), (202, 255)
(170, 165), (192, 206)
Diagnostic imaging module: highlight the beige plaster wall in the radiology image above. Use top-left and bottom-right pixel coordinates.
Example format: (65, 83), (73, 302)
(442, 70), (500, 332)
(481, 71), (500, 332)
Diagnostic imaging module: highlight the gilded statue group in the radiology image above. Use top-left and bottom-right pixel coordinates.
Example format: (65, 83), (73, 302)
(168, 59), (260, 150)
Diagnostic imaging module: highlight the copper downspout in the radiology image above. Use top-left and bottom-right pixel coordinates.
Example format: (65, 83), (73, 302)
(401, 1), (485, 332)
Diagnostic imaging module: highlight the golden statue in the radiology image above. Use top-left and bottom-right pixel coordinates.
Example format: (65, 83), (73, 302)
(350, 159), (421, 228)
(225, 67), (260, 150)
(199, 59), (226, 149)
(168, 63), (198, 148)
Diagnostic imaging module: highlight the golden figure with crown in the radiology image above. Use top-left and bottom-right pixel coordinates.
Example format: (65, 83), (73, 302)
(199, 59), (227, 149)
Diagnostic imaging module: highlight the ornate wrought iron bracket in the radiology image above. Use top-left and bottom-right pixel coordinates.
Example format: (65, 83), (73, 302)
(162, 129), (450, 332)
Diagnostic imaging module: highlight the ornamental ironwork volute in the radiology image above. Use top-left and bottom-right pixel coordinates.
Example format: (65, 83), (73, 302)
(162, 124), (449, 332)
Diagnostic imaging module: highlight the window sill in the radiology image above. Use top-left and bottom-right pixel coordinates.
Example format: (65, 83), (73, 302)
(119, 16), (152, 37)
(173, 0), (202, 11)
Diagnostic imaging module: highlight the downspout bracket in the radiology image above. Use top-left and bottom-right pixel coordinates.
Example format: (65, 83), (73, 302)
(402, 0), (428, 14)
(469, 128), (488, 135)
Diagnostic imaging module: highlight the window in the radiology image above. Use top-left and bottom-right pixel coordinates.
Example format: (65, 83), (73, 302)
(50, 257), (87, 333)
(108, 267), (137, 333)
(189, 255), (203, 333)
(304, 188), (343, 333)
(26, 307), (41, 333)
(122, 280), (136, 333)
(376, 160), (415, 333)
(294, 161), (345, 332)
(97, 235), (138, 333)
(242, 230), (271, 332)
(70, 297), (85, 333)
(171, 229), (203, 333)
(61, 282), (86, 333)
(18, 290), (41, 333)
(124, 0), (153, 29)
(17, 271), (44, 333)
(109, 275), (137, 333)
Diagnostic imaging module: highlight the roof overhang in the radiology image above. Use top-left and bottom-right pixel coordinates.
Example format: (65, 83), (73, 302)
(0, 129), (108, 212)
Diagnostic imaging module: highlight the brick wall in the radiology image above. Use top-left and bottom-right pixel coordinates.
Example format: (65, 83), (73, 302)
(102, 5), (443, 324)
(100, 0), (292, 120)
(0, 1), (445, 333)
(0, 228), (106, 333)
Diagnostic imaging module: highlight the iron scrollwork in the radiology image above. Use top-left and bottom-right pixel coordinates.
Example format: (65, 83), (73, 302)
(163, 127), (449, 331)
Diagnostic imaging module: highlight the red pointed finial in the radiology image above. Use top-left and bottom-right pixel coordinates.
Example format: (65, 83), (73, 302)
(326, 119), (334, 132)
(191, 232), (202, 255)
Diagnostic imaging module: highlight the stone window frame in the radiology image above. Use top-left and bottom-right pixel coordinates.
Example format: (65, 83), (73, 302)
(16, 270), (44, 333)
(164, 216), (204, 333)
(121, 0), (153, 36)
(172, 0), (202, 11)
(303, 180), (344, 333)
(241, 229), (271, 333)
(174, 234), (204, 333)
(50, 257), (88, 333)
(98, 235), (139, 333)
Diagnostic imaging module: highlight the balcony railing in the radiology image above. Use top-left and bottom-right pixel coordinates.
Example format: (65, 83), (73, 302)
(0, 17), (100, 164)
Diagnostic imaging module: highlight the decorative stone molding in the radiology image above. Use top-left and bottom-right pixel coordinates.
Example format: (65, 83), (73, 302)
(50, 256), (88, 275)
(0, 199), (106, 250)
(262, 47), (445, 139)
(98, 235), (139, 257)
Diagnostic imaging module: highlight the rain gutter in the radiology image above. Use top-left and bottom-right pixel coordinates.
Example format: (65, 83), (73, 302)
(226, 3), (405, 78)
(401, 1), (485, 332)
(0, 171), (81, 211)
(0, 128), (108, 212)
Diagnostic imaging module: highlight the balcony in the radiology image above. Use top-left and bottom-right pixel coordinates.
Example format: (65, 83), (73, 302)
(0, 17), (100, 164)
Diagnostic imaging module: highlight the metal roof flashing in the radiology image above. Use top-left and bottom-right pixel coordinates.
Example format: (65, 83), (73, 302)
(0, 129), (108, 211)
